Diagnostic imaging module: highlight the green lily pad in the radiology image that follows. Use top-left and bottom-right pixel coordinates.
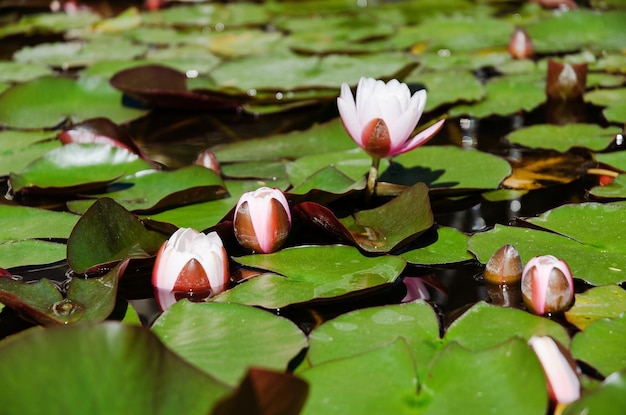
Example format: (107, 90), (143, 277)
(300, 339), (418, 415)
(564, 370), (626, 415)
(0, 322), (230, 414)
(571, 313), (626, 377)
(9, 143), (153, 194)
(0, 11), (101, 38)
(0, 240), (67, 269)
(67, 198), (167, 273)
(208, 30), (285, 58)
(300, 337), (548, 415)
(0, 260), (125, 326)
(0, 76), (148, 129)
(527, 9), (626, 53)
(417, 339), (547, 415)
(210, 52), (416, 92)
(212, 245), (407, 308)
(289, 165), (363, 197)
(0, 139), (62, 178)
(307, 301), (441, 380)
(144, 178), (289, 230)
(565, 285), (626, 330)
(596, 152), (626, 172)
(141, 2), (269, 28)
(13, 38), (147, 68)
(212, 119), (354, 162)
(469, 203), (626, 285)
(0, 204), (79, 241)
(589, 174), (626, 199)
(0, 61), (53, 83)
(151, 301), (307, 386)
(401, 226), (473, 265)
(392, 146), (512, 191)
(603, 102), (626, 124)
(405, 15), (514, 52)
(345, 182), (434, 252)
(444, 301), (570, 349)
(406, 69), (485, 111)
(450, 72), (545, 118)
(419, 50), (512, 72)
(506, 124), (619, 152)
(66, 166), (226, 214)
(221, 160), (287, 180)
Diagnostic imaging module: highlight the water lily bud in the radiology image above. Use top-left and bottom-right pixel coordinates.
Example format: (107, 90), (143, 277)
(337, 77), (445, 159)
(521, 255), (574, 315)
(546, 60), (587, 101)
(528, 336), (580, 405)
(508, 28), (534, 60)
(234, 187), (291, 254)
(152, 228), (229, 311)
(195, 149), (221, 175)
(484, 245), (523, 285)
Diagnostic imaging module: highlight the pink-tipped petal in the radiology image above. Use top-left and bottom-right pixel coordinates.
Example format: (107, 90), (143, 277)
(392, 119), (445, 156)
(529, 336), (580, 404)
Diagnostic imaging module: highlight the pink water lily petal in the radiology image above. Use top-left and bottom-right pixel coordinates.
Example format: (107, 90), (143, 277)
(391, 119), (445, 156)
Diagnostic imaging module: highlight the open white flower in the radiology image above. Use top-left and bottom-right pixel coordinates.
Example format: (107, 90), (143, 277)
(337, 77), (445, 158)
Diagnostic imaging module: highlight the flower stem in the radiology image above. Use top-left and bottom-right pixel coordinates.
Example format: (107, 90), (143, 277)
(366, 156), (380, 201)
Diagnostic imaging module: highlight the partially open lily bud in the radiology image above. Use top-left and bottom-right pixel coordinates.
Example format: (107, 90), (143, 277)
(508, 28), (534, 60)
(528, 336), (580, 405)
(152, 228), (229, 311)
(195, 149), (221, 175)
(546, 60), (587, 101)
(234, 187), (291, 254)
(521, 255), (574, 315)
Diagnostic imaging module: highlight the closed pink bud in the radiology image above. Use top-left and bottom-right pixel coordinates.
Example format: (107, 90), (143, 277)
(508, 28), (534, 60)
(337, 77), (445, 158)
(234, 187), (291, 254)
(528, 336), (580, 405)
(152, 228), (229, 311)
(195, 149), (221, 175)
(521, 255), (574, 315)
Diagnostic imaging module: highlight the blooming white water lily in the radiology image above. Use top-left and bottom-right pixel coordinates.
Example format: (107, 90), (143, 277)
(152, 228), (229, 311)
(234, 187), (291, 254)
(528, 336), (580, 405)
(337, 77), (445, 159)
(521, 255), (574, 315)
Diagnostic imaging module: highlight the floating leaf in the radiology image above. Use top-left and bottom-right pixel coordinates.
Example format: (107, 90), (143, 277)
(0, 260), (125, 326)
(0, 322), (230, 414)
(66, 166), (226, 214)
(300, 339), (418, 415)
(450, 72), (545, 118)
(563, 370), (626, 415)
(571, 313), (626, 377)
(506, 124), (619, 152)
(0, 61), (53, 83)
(407, 69), (485, 111)
(502, 152), (586, 190)
(0, 204), (78, 241)
(67, 198), (167, 273)
(565, 285), (626, 330)
(9, 143), (153, 195)
(152, 301), (307, 386)
(212, 119), (355, 163)
(0, 76), (147, 129)
(307, 301), (441, 380)
(527, 9), (626, 53)
(210, 52), (416, 92)
(401, 226), (473, 265)
(0, 11), (101, 38)
(0, 240), (67, 269)
(589, 174), (626, 199)
(141, 2), (269, 28)
(469, 203), (626, 285)
(212, 245), (406, 308)
(444, 301), (570, 349)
